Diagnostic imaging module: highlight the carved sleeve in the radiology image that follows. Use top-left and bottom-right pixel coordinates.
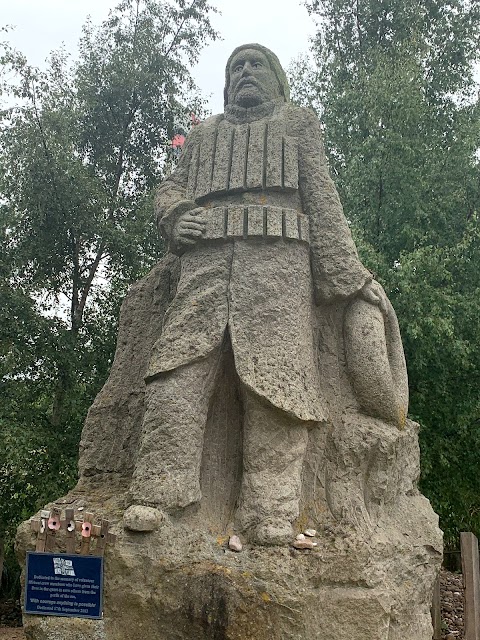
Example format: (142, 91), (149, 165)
(293, 107), (371, 303)
(154, 126), (202, 245)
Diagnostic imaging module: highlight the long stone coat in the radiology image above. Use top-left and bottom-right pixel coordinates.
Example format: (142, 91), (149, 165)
(146, 101), (371, 422)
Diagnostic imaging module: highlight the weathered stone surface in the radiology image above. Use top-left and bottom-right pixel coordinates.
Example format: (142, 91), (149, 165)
(17, 460), (441, 639)
(292, 538), (317, 549)
(123, 505), (162, 531)
(78, 255), (180, 480)
(16, 42), (442, 640)
(20, 616), (107, 640)
(344, 296), (409, 427)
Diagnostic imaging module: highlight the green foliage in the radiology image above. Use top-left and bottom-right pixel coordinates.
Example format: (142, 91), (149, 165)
(291, 0), (480, 547)
(0, 0), (218, 593)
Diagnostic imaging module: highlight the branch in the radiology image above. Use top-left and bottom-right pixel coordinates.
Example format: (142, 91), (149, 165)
(30, 81), (62, 206)
(71, 233), (81, 329)
(377, 171), (383, 243)
(72, 242), (106, 332)
(354, 0), (363, 56)
(162, 0), (200, 60)
(354, 0), (366, 73)
(107, 0), (142, 219)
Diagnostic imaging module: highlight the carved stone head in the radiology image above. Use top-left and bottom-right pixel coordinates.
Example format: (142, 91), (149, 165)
(224, 44), (290, 108)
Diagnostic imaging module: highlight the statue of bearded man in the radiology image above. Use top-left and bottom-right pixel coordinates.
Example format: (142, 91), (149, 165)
(124, 44), (392, 545)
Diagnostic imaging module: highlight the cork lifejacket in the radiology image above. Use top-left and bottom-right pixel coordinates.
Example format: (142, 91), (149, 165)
(186, 117), (299, 200)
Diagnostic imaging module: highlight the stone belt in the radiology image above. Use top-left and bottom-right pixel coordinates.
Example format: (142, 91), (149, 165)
(200, 205), (310, 244)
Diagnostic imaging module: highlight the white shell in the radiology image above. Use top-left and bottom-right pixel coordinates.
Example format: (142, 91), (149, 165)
(304, 529), (317, 537)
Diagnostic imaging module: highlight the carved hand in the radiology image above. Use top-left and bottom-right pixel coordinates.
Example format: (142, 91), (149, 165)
(172, 207), (207, 247)
(359, 280), (389, 317)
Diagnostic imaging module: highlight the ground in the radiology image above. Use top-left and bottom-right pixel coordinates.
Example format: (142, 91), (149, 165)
(0, 630), (24, 639)
(440, 569), (464, 638)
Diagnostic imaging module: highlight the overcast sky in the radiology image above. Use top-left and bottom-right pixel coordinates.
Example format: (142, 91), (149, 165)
(2, 0), (316, 114)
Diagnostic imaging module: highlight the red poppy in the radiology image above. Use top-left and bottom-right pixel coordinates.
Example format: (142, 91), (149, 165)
(172, 134), (186, 149)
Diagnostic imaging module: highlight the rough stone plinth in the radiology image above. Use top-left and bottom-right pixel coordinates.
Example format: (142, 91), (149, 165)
(17, 469), (440, 640)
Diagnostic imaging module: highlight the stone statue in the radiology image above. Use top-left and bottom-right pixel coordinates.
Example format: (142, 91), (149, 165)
(16, 44), (442, 640)
(124, 43), (406, 544)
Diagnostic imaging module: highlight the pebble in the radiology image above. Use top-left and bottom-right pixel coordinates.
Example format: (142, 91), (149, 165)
(228, 535), (243, 552)
(440, 568), (464, 639)
(296, 533), (305, 540)
(123, 505), (161, 531)
(304, 529), (317, 537)
(293, 539), (317, 550)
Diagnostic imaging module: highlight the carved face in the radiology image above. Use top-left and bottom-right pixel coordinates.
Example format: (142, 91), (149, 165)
(227, 48), (281, 108)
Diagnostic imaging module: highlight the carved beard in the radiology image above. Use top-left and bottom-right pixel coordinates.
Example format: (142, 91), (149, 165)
(224, 100), (280, 124)
(228, 73), (281, 109)
(232, 83), (265, 108)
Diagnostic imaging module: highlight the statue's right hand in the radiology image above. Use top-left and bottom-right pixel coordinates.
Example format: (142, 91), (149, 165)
(172, 208), (207, 247)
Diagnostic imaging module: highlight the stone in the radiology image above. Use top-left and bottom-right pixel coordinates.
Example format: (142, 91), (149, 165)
(16, 42), (442, 640)
(293, 538), (318, 550)
(123, 505), (162, 532)
(228, 535), (243, 552)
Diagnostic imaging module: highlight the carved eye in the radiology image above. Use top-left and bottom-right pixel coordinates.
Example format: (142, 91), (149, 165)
(233, 64), (243, 73)
(252, 62), (263, 69)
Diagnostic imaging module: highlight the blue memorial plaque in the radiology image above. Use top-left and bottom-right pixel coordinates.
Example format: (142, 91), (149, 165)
(25, 552), (103, 619)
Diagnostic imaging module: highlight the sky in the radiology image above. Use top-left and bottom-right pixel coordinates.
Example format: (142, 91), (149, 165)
(2, 0), (317, 114)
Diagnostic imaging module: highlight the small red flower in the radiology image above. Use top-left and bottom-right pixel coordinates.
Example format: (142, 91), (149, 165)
(172, 134), (186, 149)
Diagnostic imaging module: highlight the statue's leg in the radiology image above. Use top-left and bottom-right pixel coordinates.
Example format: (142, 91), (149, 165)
(128, 348), (221, 512)
(236, 390), (309, 545)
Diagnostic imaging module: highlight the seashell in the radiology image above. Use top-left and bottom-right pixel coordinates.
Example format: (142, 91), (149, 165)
(304, 529), (317, 537)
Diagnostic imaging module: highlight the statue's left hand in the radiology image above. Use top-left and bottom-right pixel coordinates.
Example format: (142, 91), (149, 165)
(359, 280), (389, 317)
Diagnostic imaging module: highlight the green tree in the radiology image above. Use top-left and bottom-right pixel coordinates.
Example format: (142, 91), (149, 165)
(290, 0), (480, 547)
(0, 0), (218, 591)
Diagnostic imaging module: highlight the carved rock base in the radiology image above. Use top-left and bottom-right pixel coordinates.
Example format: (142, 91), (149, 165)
(17, 476), (441, 640)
